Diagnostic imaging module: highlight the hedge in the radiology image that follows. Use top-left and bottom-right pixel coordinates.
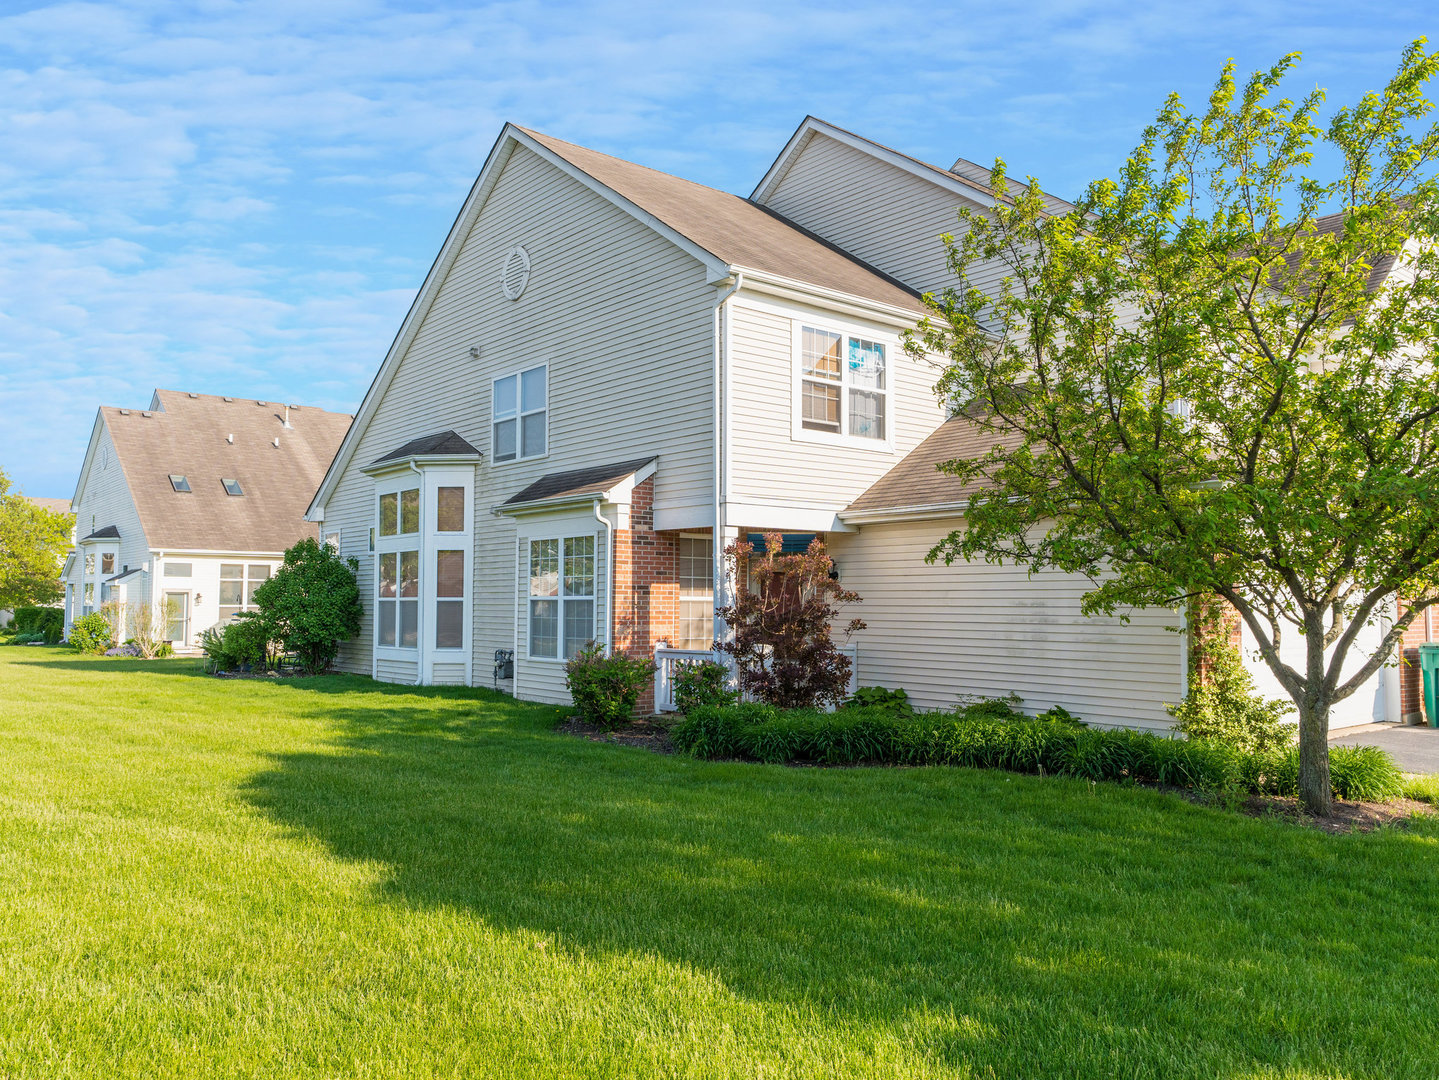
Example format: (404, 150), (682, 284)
(10, 606), (63, 642)
(670, 703), (1404, 802)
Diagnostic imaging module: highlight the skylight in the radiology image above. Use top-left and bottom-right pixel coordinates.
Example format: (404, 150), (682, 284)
(169, 475), (191, 492)
(222, 478), (244, 496)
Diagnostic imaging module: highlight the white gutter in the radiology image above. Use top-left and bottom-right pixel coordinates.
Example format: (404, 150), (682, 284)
(712, 272), (743, 641)
(593, 498), (614, 655)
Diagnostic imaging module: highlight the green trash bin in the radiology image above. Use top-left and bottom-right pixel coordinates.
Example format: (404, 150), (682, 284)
(1420, 644), (1439, 728)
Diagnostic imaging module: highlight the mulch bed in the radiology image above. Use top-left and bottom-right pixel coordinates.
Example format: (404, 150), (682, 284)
(1232, 793), (1435, 833)
(556, 715), (676, 754)
(555, 716), (1435, 832)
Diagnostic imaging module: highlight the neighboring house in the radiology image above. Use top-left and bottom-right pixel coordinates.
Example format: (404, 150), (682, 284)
(306, 116), (1202, 728)
(62, 390), (351, 648)
(0, 496), (73, 629)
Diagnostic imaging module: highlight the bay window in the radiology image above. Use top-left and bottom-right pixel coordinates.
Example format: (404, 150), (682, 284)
(376, 484), (420, 649)
(529, 535), (593, 658)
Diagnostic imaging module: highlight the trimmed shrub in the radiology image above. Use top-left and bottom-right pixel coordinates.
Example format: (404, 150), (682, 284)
(672, 658), (737, 715)
(250, 538), (362, 675)
(670, 701), (1402, 802)
(565, 642), (656, 731)
(68, 613), (113, 655)
(1168, 635), (1295, 754)
(13, 607), (63, 640)
(842, 686), (913, 717)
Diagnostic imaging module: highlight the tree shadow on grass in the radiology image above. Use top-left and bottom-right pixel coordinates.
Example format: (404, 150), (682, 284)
(242, 680), (1439, 1078)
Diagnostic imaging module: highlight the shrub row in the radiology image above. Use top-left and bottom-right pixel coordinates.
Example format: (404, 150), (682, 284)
(670, 703), (1404, 802)
(11, 606), (63, 641)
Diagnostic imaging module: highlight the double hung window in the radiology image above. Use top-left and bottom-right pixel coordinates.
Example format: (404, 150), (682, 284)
(493, 365), (547, 462)
(376, 486), (420, 648)
(677, 536), (714, 650)
(100, 552), (115, 576)
(799, 326), (887, 441)
(528, 535), (594, 659)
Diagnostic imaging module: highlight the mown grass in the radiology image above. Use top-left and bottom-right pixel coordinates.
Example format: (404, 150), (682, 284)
(1, 647), (1437, 1079)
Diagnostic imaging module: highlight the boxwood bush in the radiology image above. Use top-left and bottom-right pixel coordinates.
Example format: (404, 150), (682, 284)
(671, 702), (1403, 802)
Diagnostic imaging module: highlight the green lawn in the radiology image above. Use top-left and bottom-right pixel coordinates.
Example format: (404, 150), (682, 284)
(1, 648), (1437, 1079)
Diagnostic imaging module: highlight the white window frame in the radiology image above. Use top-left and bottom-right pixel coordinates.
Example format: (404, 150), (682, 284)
(789, 318), (895, 452)
(525, 533), (596, 662)
(491, 362), (548, 465)
(374, 478), (422, 655)
(217, 562), (276, 624)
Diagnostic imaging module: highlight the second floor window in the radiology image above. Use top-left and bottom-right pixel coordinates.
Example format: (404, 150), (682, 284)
(493, 364), (547, 462)
(800, 327), (887, 441)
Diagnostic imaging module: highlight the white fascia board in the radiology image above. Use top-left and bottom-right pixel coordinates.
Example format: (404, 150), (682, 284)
(497, 459), (658, 517)
(733, 268), (924, 328)
(838, 502), (971, 525)
(70, 411), (107, 509)
(360, 454), (483, 479)
(511, 129), (732, 285)
(306, 129), (520, 520)
(152, 548), (288, 558)
(724, 502), (857, 533)
(750, 116), (997, 211)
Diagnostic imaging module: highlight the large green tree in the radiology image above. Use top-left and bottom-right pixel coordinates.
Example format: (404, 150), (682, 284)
(0, 468), (73, 610)
(909, 42), (1439, 815)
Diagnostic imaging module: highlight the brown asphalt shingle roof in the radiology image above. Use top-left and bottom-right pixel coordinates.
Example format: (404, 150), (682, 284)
(503, 456), (657, 508)
(371, 430), (482, 466)
(1279, 209), (1400, 293)
(521, 128), (927, 315)
(845, 414), (1020, 514)
(105, 390), (352, 553)
(25, 496), (73, 516)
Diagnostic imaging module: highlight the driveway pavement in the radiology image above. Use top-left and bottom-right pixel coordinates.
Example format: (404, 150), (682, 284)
(1330, 724), (1439, 774)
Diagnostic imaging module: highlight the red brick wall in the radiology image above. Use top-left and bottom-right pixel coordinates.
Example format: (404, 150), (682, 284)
(1398, 600), (1431, 720)
(1190, 599), (1243, 688)
(610, 477), (685, 713)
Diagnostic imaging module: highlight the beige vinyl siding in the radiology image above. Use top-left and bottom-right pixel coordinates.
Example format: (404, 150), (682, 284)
(513, 525), (607, 704)
(726, 299), (945, 512)
(324, 143), (714, 685)
(826, 519), (1185, 730)
(760, 131), (1013, 299)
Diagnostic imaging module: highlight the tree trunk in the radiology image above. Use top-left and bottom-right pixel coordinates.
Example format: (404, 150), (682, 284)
(1296, 698), (1332, 816)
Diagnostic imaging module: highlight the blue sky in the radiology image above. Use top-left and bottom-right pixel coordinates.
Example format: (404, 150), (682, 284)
(0, 0), (1432, 497)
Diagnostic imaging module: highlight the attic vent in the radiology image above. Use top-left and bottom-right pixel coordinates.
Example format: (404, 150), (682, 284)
(187, 392), (198, 399)
(141, 411), (152, 418)
(223, 397), (233, 402)
(119, 409), (130, 416)
(501, 245), (531, 301)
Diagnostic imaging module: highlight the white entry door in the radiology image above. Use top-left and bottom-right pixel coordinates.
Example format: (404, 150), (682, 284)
(164, 592), (190, 645)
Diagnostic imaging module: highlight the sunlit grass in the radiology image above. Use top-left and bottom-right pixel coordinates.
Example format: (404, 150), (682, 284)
(1, 647), (1436, 1079)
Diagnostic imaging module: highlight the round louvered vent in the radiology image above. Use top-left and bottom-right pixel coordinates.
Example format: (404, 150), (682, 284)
(501, 245), (531, 301)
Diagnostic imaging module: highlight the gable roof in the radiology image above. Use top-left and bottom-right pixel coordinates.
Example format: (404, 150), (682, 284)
(25, 496), (72, 516)
(308, 122), (930, 520)
(843, 414), (1020, 518)
(1278, 209), (1402, 293)
(519, 128), (925, 315)
(101, 390), (352, 553)
(370, 430), (482, 467)
(753, 117), (1077, 223)
(501, 456), (658, 510)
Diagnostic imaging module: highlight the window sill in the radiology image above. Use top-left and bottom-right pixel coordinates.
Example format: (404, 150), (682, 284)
(488, 451), (550, 469)
(790, 427), (895, 454)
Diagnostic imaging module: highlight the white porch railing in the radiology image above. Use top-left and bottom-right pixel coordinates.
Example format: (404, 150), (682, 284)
(653, 643), (859, 713)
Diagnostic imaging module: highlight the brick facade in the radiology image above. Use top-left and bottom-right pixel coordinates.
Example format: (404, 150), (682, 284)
(610, 476), (687, 713)
(1190, 599), (1243, 688)
(1398, 601), (1431, 721)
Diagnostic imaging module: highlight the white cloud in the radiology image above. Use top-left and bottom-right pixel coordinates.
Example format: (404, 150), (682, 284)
(0, 0), (1430, 493)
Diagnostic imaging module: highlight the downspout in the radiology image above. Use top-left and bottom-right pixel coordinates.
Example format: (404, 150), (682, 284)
(712, 271), (743, 643)
(593, 498), (614, 655)
(409, 460), (423, 685)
